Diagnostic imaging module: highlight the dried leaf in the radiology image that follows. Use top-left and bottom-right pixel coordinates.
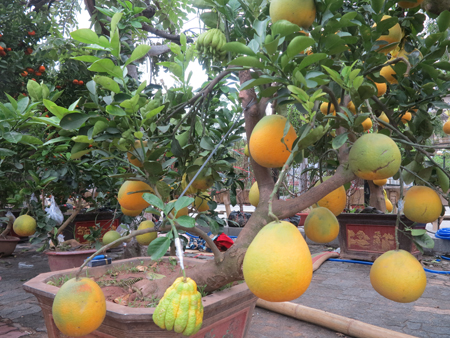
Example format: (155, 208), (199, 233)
(114, 294), (130, 305)
(136, 265), (148, 272)
(146, 272), (166, 280)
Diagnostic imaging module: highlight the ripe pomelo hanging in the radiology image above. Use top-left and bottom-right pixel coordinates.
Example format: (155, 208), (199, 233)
(168, 199), (190, 219)
(444, 120), (450, 135)
(370, 249), (426, 303)
(243, 220), (312, 302)
(117, 180), (153, 210)
(193, 193), (211, 212)
(403, 186), (442, 223)
(127, 140), (148, 167)
(249, 181), (259, 207)
(314, 177), (346, 216)
(374, 15), (402, 54)
(373, 178), (387, 186)
(52, 277), (106, 337)
(249, 115), (297, 168)
(136, 220), (157, 245)
(121, 206), (142, 217)
(13, 215), (37, 237)
(102, 230), (121, 248)
(348, 133), (401, 180)
(269, 0), (316, 28)
(187, 158), (214, 191)
(304, 207), (340, 243)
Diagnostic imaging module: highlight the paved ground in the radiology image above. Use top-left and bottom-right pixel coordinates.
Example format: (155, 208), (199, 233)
(1, 241), (449, 338)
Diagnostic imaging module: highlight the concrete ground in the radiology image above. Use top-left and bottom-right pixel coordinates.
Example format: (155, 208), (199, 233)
(1, 240), (449, 338)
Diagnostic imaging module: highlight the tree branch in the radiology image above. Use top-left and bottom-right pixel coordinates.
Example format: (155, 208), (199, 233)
(0, 216), (14, 238)
(141, 24), (193, 44)
(55, 197), (83, 236)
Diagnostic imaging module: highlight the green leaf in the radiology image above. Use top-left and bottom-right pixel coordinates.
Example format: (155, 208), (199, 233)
(146, 272), (166, 280)
(92, 120), (108, 137)
(410, 229), (427, 236)
(221, 42), (256, 56)
(19, 135), (43, 145)
(125, 44), (152, 66)
(147, 237), (171, 259)
(436, 168), (449, 193)
(142, 193), (165, 210)
(286, 36), (315, 58)
(228, 56), (265, 69)
(70, 29), (99, 45)
(93, 75), (121, 93)
(413, 233), (435, 249)
(3, 131), (22, 143)
(71, 55), (101, 63)
(27, 80), (42, 102)
(437, 11), (450, 32)
(240, 76), (277, 91)
(106, 105), (126, 116)
(296, 53), (327, 71)
(176, 216), (195, 228)
(200, 12), (219, 28)
(5, 94), (17, 110)
(271, 20), (300, 37)
(0, 148), (17, 156)
(43, 136), (72, 145)
(332, 132), (348, 149)
(155, 181), (171, 201)
(70, 149), (92, 159)
(88, 59), (123, 78)
(200, 136), (215, 150)
(371, 0), (384, 13)
(175, 197), (194, 212)
(60, 113), (90, 130)
(43, 99), (68, 119)
(111, 11), (123, 33)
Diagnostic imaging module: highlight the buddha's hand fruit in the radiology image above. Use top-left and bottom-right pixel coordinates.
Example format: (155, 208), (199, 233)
(152, 277), (204, 336)
(196, 28), (227, 61)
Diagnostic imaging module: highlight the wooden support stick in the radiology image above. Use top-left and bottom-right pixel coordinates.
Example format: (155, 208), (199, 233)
(256, 299), (418, 338)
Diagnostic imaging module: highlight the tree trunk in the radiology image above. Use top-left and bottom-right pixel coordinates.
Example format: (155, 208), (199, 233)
(422, 0), (450, 16)
(368, 181), (386, 213)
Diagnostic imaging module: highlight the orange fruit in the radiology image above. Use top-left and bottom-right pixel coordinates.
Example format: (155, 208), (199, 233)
(370, 80), (387, 97)
(269, 0), (316, 28)
(136, 220), (157, 245)
(249, 181), (259, 207)
(243, 220), (312, 302)
(117, 180), (153, 210)
(348, 133), (401, 180)
(304, 207), (340, 243)
(249, 115), (297, 168)
(320, 101), (336, 115)
(373, 178), (387, 186)
(361, 118), (373, 131)
(400, 112), (412, 123)
(193, 193), (211, 212)
(370, 250), (426, 303)
(380, 63), (398, 84)
(398, 0), (424, 8)
(13, 215), (37, 237)
(102, 230), (121, 248)
(314, 177), (346, 216)
(52, 277), (106, 336)
(127, 140), (148, 167)
(374, 15), (402, 54)
(187, 158), (215, 191)
(168, 199), (190, 219)
(121, 206), (142, 217)
(403, 186), (442, 223)
(443, 120), (450, 135)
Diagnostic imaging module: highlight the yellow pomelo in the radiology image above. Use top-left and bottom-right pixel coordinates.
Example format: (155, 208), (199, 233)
(127, 140), (148, 167)
(249, 181), (259, 207)
(444, 120), (450, 135)
(121, 206), (142, 217)
(269, 0), (316, 28)
(385, 198), (393, 212)
(117, 180), (153, 210)
(348, 133), (401, 180)
(187, 158), (214, 191)
(181, 173), (198, 195)
(373, 178), (387, 186)
(249, 115), (297, 168)
(380, 64), (398, 84)
(398, 0), (424, 9)
(136, 220), (157, 245)
(13, 215), (37, 237)
(102, 230), (121, 248)
(168, 199), (190, 219)
(374, 15), (402, 54)
(243, 221), (312, 302)
(314, 177), (346, 216)
(370, 249), (426, 303)
(320, 101), (336, 115)
(403, 186), (442, 223)
(361, 118), (373, 131)
(194, 193), (211, 212)
(369, 79), (387, 97)
(304, 207), (340, 243)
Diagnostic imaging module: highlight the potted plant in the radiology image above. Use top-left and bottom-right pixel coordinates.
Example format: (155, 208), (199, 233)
(13, 0), (450, 336)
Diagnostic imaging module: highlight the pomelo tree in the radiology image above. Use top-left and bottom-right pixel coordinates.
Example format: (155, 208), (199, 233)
(3, 0), (450, 306)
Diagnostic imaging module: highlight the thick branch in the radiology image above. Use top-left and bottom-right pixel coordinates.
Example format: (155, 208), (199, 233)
(0, 216), (14, 238)
(141, 24), (193, 44)
(55, 198), (83, 236)
(368, 181), (386, 212)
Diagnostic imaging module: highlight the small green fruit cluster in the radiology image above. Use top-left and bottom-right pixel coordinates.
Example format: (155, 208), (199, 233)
(196, 29), (227, 61)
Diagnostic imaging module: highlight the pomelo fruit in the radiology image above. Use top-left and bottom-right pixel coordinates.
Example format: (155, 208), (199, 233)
(403, 186), (442, 223)
(121, 206), (142, 217)
(117, 180), (153, 210)
(373, 178), (387, 186)
(304, 207), (340, 243)
(127, 140), (148, 167)
(243, 220), (312, 302)
(102, 230), (121, 248)
(136, 220), (157, 245)
(374, 15), (402, 54)
(187, 158), (214, 191)
(13, 215), (37, 237)
(194, 193), (211, 212)
(269, 0), (316, 28)
(314, 177), (346, 216)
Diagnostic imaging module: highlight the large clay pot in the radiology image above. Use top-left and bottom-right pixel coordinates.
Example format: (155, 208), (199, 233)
(0, 236), (20, 257)
(23, 257), (257, 338)
(45, 249), (97, 271)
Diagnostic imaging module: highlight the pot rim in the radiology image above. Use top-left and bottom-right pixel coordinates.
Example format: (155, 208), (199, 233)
(0, 236), (21, 242)
(44, 249), (97, 256)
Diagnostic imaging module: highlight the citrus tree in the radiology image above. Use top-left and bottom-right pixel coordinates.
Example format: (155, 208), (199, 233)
(4, 0), (450, 333)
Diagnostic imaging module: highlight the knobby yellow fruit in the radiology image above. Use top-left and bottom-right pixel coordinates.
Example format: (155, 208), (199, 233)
(249, 115), (297, 168)
(249, 181), (259, 207)
(304, 207), (340, 243)
(243, 220), (312, 302)
(314, 177), (346, 216)
(153, 277), (204, 336)
(370, 250), (426, 303)
(269, 0), (316, 28)
(403, 186), (442, 223)
(13, 215), (37, 237)
(102, 230), (121, 248)
(52, 278), (106, 337)
(136, 220), (157, 245)
(374, 15), (402, 54)
(348, 133), (401, 180)
(380, 63), (398, 84)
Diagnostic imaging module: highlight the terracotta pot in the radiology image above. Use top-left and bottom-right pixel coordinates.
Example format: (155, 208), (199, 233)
(297, 212), (309, 227)
(23, 257), (257, 338)
(337, 213), (423, 261)
(45, 249), (97, 271)
(0, 236), (20, 257)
